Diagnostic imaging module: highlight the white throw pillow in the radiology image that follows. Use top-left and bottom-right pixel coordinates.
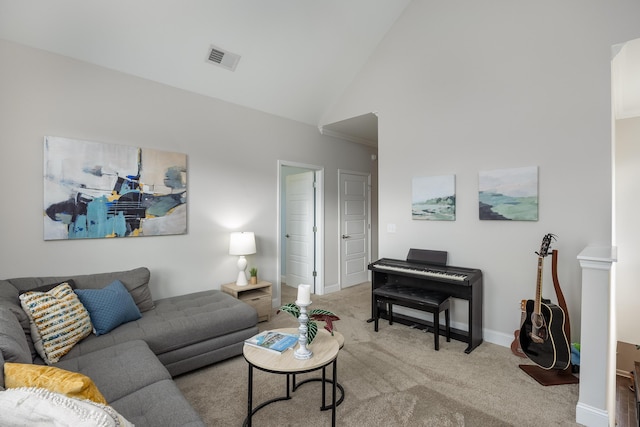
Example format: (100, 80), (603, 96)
(0, 387), (133, 427)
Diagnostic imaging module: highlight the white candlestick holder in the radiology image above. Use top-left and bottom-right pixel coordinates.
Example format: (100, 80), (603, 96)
(294, 300), (313, 360)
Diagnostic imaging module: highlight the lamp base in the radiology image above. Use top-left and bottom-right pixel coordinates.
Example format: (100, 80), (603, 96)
(236, 255), (248, 286)
(236, 270), (248, 286)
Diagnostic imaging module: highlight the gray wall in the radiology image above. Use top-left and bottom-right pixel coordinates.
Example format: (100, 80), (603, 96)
(0, 39), (376, 302)
(323, 0), (640, 345)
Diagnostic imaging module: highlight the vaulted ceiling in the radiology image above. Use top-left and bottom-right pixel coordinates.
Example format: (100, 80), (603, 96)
(0, 0), (409, 134)
(3, 1), (637, 145)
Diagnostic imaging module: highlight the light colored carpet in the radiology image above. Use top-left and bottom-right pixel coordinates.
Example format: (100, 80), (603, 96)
(175, 283), (581, 426)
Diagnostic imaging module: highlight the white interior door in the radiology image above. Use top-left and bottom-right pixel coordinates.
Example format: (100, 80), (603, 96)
(285, 171), (315, 289)
(340, 171), (369, 288)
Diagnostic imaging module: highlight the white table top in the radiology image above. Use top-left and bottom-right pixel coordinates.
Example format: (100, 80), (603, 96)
(243, 328), (341, 373)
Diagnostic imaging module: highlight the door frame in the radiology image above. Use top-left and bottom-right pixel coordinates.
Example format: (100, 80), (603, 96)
(277, 160), (325, 306)
(338, 169), (372, 290)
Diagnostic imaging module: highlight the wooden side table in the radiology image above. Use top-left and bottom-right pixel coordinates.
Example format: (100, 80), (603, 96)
(243, 328), (341, 427)
(221, 281), (272, 322)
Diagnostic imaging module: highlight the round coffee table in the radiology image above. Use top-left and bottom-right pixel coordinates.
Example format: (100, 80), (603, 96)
(243, 328), (343, 427)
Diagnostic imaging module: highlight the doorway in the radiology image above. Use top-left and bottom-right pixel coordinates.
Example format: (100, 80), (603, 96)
(277, 161), (324, 304)
(320, 112), (378, 291)
(339, 170), (371, 288)
(613, 37), (640, 371)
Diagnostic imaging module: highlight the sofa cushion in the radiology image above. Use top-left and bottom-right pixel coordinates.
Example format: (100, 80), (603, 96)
(18, 279), (77, 295)
(61, 290), (258, 361)
(19, 283), (93, 364)
(109, 379), (204, 427)
(55, 340), (171, 403)
(0, 281), (34, 358)
(4, 362), (107, 404)
(0, 387), (133, 427)
(5, 267), (154, 313)
(0, 352), (4, 389)
(1, 268), (154, 359)
(75, 280), (142, 336)
(0, 305), (31, 365)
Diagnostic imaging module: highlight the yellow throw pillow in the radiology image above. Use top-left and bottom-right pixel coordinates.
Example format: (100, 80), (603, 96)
(3, 362), (107, 404)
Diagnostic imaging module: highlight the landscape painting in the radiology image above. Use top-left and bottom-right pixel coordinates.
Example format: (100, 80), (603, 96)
(44, 136), (187, 240)
(478, 166), (538, 221)
(412, 175), (456, 221)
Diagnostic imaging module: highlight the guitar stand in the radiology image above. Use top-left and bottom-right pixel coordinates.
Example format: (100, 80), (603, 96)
(519, 364), (578, 386)
(519, 250), (579, 386)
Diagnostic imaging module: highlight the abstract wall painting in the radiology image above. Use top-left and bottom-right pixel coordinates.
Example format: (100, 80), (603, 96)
(478, 166), (538, 221)
(44, 136), (187, 240)
(412, 175), (456, 221)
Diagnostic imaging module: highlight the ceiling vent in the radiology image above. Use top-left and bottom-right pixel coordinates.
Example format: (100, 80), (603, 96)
(206, 45), (241, 72)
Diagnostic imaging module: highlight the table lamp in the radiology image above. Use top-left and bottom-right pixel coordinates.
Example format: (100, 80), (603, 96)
(229, 232), (256, 286)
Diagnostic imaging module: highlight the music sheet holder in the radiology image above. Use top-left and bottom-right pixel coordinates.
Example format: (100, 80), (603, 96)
(406, 248), (448, 266)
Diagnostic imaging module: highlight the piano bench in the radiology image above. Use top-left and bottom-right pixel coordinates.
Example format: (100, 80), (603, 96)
(373, 284), (451, 351)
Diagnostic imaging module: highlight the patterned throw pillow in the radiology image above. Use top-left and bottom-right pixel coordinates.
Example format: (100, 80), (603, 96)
(19, 283), (93, 364)
(75, 280), (142, 336)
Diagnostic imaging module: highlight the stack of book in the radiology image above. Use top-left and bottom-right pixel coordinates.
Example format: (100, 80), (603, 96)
(244, 330), (299, 354)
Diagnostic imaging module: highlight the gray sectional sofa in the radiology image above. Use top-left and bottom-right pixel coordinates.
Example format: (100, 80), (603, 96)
(0, 267), (260, 426)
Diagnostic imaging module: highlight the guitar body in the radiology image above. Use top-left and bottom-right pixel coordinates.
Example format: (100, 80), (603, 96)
(519, 299), (571, 370)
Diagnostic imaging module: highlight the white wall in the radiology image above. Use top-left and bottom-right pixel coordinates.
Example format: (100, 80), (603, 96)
(0, 39), (376, 302)
(615, 116), (640, 345)
(323, 0), (640, 345)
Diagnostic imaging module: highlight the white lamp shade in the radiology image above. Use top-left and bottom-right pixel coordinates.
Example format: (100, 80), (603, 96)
(229, 232), (256, 255)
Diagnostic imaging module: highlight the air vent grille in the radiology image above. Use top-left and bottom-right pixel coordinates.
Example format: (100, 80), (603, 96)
(206, 45), (240, 72)
(208, 48), (225, 64)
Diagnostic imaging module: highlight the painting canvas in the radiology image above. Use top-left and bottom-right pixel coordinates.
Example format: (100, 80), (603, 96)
(478, 166), (538, 221)
(44, 136), (187, 240)
(412, 175), (456, 220)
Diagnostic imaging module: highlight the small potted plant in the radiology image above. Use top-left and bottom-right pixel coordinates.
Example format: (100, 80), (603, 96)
(249, 267), (258, 285)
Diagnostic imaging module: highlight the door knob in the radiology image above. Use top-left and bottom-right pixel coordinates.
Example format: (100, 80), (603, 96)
(285, 234), (290, 238)
(342, 234), (350, 239)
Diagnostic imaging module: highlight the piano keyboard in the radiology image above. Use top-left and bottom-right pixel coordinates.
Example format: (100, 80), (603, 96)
(373, 263), (468, 281)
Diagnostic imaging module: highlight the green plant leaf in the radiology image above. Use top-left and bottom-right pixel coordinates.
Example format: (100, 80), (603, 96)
(277, 303), (300, 318)
(307, 321), (318, 344)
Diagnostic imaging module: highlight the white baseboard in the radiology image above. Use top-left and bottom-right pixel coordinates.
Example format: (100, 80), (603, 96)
(575, 402), (609, 427)
(483, 329), (514, 348)
(323, 282), (340, 294)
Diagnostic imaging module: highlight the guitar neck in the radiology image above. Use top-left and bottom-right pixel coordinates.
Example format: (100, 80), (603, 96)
(534, 256), (544, 314)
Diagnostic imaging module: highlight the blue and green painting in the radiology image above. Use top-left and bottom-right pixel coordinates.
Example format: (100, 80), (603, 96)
(44, 136), (187, 240)
(412, 175), (456, 221)
(478, 166), (538, 221)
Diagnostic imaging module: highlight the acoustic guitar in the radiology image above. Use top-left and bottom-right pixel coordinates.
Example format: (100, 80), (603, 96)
(518, 234), (571, 370)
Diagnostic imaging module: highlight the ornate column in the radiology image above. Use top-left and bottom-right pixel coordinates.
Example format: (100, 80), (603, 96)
(576, 246), (617, 427)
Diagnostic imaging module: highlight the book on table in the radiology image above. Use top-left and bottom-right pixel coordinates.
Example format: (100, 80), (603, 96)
(244, 330), (299, 354)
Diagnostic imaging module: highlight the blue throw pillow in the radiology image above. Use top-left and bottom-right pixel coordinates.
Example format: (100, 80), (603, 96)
(75, 280), (142, 336)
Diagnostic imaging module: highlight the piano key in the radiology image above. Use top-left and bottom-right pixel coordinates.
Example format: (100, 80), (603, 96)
(372, 263), (467, 281)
